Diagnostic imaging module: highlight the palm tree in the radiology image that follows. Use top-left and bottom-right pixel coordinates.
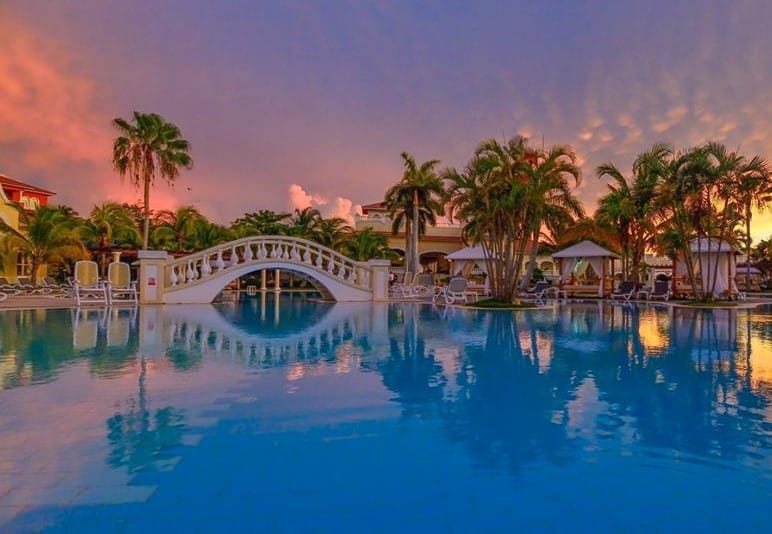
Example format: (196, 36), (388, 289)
(385, 152), (444, 274)
(729, 153), (770, 291)
(445, 136), (532, 301)
(518, 144), (584, 289)
(112, 111), (193, 249)
(652, 145), (704, 297)
(315, 217), (353, 250)
(0, 205), (87, 285)
(596, 142), (668, 283)
(557, 217), (620, 251)
(192, 222), (234, 250)
(230, 210), (290, 237)
(343, 228), (395, 261)
(81, 203), (141, 274)
(152, 206), (207, 252)
(286, 207), (323, 241)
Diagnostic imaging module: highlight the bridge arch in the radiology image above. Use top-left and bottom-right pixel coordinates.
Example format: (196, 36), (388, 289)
(138, 236), (390, 304)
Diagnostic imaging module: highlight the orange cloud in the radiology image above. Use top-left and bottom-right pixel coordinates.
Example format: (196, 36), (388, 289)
(0, 17), (111, 167)
(0, 12), (154, 216)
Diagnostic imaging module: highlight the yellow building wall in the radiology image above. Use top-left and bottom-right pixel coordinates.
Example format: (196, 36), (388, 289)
(0, 203), (20, 282)
(355, 215), (466, 257)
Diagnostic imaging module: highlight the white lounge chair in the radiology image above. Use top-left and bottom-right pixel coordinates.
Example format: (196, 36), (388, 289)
(73, 260), (108, 306)
(444, 276), (476, 305)
(390, 271), (414, 297)
(107, 262), (138, 305)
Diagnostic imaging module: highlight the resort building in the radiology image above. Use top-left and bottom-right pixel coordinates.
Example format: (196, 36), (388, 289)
(354, 201), (465, 273)
(0, 174), (55, 282)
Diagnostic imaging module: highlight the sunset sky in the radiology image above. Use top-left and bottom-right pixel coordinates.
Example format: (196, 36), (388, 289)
(2, 1), (771, 239)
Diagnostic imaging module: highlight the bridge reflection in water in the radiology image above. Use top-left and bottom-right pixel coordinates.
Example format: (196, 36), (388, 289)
(0, 300), (771, 530)
(56, 300), (772, 393)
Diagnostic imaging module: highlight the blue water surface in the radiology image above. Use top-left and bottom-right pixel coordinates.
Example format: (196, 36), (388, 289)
(0, 295), (770, 532)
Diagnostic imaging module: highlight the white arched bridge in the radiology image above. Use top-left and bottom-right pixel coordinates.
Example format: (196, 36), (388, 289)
(137, 236), (391, 304)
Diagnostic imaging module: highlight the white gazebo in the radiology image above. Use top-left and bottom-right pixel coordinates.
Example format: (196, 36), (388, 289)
(688, 238), (739, 298)
(446, 245), (490, 293)
(446, 245), (486, 273)
(552, 240), (621, 297)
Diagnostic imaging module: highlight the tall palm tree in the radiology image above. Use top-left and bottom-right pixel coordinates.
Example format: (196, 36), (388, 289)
(112, 111), (193, 249)
(445, 136), (532, 300)
(0, 205), (87, 284)
(596, 142), (668, 283)
(727, 152), (770, 291)
(385, 153), (444, 274)
(518, 144), (584, 289)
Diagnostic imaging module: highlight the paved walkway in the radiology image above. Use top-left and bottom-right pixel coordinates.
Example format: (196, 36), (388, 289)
(0, 295), (79, 310)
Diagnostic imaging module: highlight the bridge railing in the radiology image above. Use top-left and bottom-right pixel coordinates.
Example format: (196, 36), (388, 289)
(163, 236), (372, 291)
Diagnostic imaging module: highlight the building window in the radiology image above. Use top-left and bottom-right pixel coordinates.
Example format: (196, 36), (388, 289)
(17, 252), (31, 277)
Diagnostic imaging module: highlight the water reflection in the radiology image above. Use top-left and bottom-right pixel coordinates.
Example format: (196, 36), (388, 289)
(377, 302), (771, 473)
(0, 299), (771, 528)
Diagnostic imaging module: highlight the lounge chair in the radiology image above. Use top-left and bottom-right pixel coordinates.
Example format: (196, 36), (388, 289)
(107, 262), (138, 304)
(73, 260), (108, 306)
(0, 277), (22, 296)
(412, 273), (441, 298)
(40, 276), (71, 296)
(610, 280), (636, 301)
(443, 276), (476, 305)
(648, 280), (670, 301)
(0, 277), (35, 295)
(390, 271), (415, 297)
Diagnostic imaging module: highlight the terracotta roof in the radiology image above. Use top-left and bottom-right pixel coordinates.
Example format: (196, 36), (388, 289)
(0, 174), (56, 196)
(361, 201), (387, 210)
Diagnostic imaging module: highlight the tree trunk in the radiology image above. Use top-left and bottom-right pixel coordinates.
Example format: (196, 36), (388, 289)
(412, 189), (420, 274)
(519, 228), (539, 291)
(404, 218), (413, 274)
(745, 210), (752, 293)
(142, 174), (151, 250)
(30, 258), (41, 286)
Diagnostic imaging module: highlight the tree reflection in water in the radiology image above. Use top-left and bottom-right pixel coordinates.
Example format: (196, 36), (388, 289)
(106, 353), (186, 473)
(377, 302), (771, 473)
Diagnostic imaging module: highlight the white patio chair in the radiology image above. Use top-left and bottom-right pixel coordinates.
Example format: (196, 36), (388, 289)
(73, 260), (108, 306)
(107, 262), (138, 305)
(444, 276), (476, 305)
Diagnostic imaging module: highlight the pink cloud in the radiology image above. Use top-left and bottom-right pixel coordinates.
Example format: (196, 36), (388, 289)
(287, 183), (358, 223)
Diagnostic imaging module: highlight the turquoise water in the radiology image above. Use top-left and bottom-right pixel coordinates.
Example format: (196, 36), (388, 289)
(0, 296), (771, 532)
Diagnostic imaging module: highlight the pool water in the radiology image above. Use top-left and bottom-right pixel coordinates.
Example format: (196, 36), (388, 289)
(0, 296), (770, 531)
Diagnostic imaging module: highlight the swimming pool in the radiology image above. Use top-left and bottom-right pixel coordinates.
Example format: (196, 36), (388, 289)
(1, 296), (770, 531)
